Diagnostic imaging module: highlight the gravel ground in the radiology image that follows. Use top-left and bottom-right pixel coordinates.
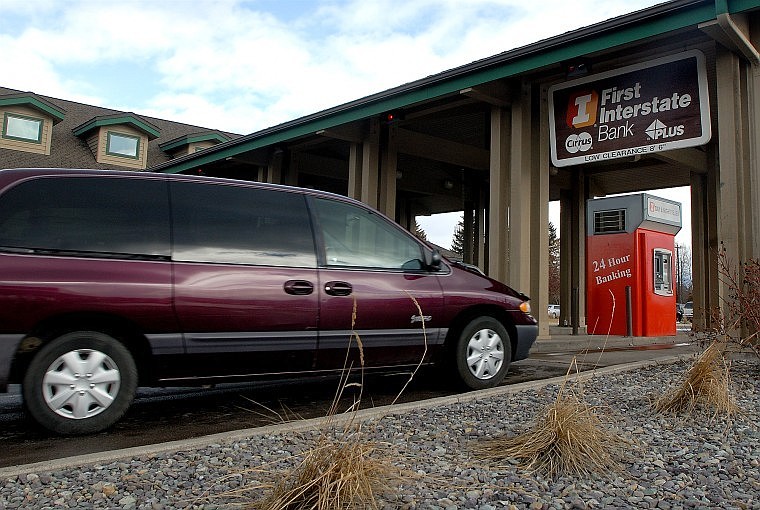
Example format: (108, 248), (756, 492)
(1, 358), (757, 510)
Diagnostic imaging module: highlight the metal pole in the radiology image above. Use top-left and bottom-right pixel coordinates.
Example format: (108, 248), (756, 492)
(625, 285), (633, 337)
(675, 244), (682, 303)
(572, 287), (579, 335)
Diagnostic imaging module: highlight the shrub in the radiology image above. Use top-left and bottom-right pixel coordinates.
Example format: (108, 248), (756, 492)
(655, 339), (736, 419)
(477, 373), (627, 478)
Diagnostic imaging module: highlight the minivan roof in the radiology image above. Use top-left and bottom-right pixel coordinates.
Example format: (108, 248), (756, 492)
(0, 167), (359, 206)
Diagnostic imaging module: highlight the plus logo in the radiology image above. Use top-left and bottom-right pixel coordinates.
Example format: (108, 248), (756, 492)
(645, 119), (685, 140)
(566, 90), (598, 128)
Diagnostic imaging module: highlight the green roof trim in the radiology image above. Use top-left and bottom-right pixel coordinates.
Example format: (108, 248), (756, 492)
(728, 0), (760, 14)
(73, 114), (161, 140)
(0, 94), (66, 124)
(158, 131), (231, 152)
(152, 0), (760, 174)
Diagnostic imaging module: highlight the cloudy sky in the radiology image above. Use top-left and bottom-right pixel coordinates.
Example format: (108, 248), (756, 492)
(2, 0), (692, 248)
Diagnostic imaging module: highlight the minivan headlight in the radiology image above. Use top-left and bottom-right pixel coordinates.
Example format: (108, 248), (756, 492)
(519, 301), (531, 314)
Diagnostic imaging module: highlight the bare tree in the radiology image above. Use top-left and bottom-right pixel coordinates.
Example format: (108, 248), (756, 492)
(548, 222), (560, 304)
(675, 243), (692, 303)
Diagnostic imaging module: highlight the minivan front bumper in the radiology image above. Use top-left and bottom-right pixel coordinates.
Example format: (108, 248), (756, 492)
(513, 324), (538, 361)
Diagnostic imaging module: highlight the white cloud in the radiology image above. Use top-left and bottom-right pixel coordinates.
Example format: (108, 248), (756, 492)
(417, 211), (462, 249)
(0, 0), (663, 131)
(4, 0), (692, 248)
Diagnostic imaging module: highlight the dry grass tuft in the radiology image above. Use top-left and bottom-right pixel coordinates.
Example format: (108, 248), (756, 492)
(476, 291), (627, 480)
(655, 340), (737, 418)
(478, 383), (626, 479)
(244, 296), (412, 509)
(249, 431), (399, 510)
(193, 295), (427, 509)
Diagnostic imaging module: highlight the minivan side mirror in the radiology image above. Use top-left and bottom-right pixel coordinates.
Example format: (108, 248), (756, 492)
(425, 249), (442, 271)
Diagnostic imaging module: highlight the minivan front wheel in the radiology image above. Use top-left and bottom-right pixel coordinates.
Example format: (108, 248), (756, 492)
(455, 317), (511, 390)
(22, 331), (137, 435)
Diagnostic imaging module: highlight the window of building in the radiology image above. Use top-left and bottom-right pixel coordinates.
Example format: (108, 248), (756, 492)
(3, 113), (43, 143)
(106, 131), (140, 159)
(653, 248), (673, 296)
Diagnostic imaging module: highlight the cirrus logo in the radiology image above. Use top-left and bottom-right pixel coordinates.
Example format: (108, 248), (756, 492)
(565, 132), (593, 153)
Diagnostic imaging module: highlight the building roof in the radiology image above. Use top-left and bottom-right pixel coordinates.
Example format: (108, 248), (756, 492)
(0, 86), (241, 170)
(159, 131), (232, 152)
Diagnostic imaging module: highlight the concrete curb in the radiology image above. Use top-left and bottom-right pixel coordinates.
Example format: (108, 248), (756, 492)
(0, 353), (696, 479)
(530, 332), (692, 353)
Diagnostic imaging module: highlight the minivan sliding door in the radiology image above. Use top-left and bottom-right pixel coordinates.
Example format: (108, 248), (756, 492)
(169, 181), (319, 381)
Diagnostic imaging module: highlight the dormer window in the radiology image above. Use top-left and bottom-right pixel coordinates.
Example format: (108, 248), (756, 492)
(73, 113), (160, 170)
(0, 92), (65, 155)
(159, 131), (231, 159)
(106, 131), (140, 159)
(3, 113), (43, 143)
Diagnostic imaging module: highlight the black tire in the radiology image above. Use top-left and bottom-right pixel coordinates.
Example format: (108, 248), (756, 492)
(454, 317), (512, 390)
(22, 331), (137, 435)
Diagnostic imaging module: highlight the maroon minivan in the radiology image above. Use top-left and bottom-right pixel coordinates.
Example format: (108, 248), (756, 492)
(0, 168), (537, 434)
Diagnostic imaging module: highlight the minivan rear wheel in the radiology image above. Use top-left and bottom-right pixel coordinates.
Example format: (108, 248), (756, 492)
(22, 331), (137, 435)
(454, 317), (511, 390)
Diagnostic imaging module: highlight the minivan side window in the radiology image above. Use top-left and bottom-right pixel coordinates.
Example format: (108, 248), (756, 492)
(171, 181), (316, 267)
(0, 176), (170, 257)
(313, 197), (424, 270)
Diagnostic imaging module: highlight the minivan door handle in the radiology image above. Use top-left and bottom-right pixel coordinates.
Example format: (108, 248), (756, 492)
(284, 280), (314, 295)
(324, 281), (353, 296)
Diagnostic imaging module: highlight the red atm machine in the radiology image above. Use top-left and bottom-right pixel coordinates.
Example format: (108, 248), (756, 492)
(586, 194), (681, 336)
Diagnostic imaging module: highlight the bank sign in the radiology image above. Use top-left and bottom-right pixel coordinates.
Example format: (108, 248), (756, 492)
(645, 195), (681, 227)
(549, 50), (711, 167)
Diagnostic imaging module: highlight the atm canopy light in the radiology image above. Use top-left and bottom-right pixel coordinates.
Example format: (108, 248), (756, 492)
(383, 111), (404, 124)
(566, 60), (591, 78)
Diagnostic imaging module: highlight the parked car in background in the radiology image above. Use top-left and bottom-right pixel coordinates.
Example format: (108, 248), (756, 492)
(0, 168), (538, 435)
(683, 301), (694, 321)
(548, 304), (560, 318)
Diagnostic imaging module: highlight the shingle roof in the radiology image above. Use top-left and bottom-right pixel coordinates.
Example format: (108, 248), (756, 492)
(0, 86), (241, 170)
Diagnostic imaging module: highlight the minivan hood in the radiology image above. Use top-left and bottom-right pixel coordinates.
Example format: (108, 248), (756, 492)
(446, 259), (530, 301)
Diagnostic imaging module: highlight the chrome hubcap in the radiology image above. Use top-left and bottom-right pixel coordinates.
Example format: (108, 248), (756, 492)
(42, 349), (121, 420)
(465, 328), (504, 380)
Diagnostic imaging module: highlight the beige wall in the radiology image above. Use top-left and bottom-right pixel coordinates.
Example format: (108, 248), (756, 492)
(0, 105), (54, 156)
(94, 125), (148, 169)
